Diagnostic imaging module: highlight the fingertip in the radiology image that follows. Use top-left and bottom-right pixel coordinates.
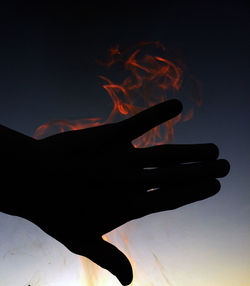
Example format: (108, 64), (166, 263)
(119, 273), (133, 286)
(116, 259), (133, 286)
(204, 159), (230, 178)
(217, 159), (230, 177)
(209, 143), (219, 159)
(213, 179), (221, 194)
(203, 179), (221, 198)
(168, 98), (183, 114)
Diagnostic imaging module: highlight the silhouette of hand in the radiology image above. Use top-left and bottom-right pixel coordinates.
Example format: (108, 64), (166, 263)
(1, 99), (230, 285)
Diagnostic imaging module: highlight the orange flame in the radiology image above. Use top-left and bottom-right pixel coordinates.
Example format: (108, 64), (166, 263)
(34, 42), (200, 148)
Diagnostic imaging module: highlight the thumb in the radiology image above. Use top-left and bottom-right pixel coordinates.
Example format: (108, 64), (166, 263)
(83, 237), (133, 285)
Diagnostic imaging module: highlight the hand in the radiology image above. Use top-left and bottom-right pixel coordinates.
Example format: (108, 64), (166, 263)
(2, 99), (230, 285)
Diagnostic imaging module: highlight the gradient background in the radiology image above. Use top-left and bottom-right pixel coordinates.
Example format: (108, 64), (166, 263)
(0, 1), (249, 285)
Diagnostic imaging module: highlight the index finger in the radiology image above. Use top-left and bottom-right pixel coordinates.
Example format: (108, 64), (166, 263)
(117, 99), (183, 141)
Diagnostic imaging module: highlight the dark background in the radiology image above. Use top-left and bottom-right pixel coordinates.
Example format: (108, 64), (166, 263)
(0, 0), (249, 136)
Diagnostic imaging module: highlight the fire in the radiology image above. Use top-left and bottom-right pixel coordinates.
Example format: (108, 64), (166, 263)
(33, 41), (202, 285)
(34, 41), (201, 146)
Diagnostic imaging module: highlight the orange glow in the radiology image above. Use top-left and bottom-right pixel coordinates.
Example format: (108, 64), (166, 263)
(34, 42), (200, 147)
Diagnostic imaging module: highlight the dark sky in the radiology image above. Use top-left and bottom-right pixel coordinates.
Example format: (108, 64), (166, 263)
(0, 0), (249, 135)
(0, 1), (249, 284)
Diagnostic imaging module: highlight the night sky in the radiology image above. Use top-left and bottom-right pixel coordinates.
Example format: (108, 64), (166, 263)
(0, 1), (249, 285)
